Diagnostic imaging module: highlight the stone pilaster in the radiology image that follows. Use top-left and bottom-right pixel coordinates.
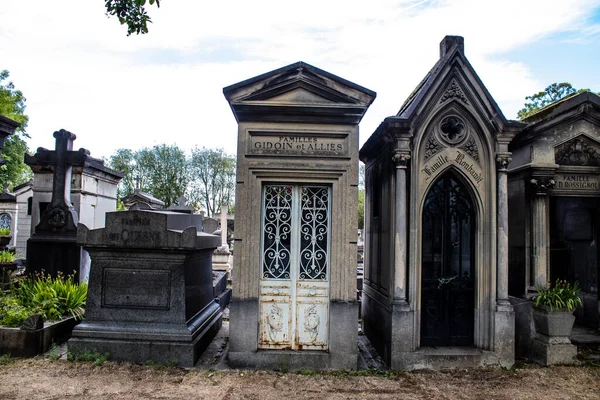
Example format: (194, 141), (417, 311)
(496, 153), (511, 308)
(529, 177), (555, 290)
(392, 150), (410, 306)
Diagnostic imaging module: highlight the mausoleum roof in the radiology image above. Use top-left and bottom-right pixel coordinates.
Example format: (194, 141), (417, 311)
(223, 61), (376, 124)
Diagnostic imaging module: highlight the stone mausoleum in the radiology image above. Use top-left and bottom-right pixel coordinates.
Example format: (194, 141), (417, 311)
(224, 62), (375, 370)
(360, 36), (522, 369)
(508, 92), (600, 347)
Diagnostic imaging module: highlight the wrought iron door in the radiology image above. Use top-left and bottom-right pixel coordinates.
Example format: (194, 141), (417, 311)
(421, 172), (475, 346)
(259, 184), (330, 350)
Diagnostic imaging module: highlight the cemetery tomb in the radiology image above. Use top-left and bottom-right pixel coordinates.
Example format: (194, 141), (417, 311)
(508, 92), (600, 364)
(25, 130), (122, 280)
(224, 61), (375, 370)
(69, 210), (221, 367)
(360, 36), (522, 370)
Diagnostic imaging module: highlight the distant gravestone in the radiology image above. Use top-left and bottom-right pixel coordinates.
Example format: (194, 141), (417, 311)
(69, 210), (221, 367)
(203, 217), (218, 234)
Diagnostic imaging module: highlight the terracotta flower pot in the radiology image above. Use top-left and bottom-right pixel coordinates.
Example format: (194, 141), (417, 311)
(532, 305), (576, 337)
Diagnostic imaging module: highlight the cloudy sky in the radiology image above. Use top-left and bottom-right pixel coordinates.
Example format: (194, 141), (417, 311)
(2, 0), (599, 160)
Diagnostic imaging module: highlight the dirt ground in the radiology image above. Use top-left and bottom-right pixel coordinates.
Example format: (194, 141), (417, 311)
(0, 359), (599, 400)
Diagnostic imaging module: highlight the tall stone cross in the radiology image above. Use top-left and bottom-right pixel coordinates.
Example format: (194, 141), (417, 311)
(27, 129), (87, 234)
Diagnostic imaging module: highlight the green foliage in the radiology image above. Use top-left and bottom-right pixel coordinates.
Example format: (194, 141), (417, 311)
(0, 250), (18, 263)
(0, 70), (32, 189)
(48, 343), (61, 361)
(0, 353), (14, 365)
(0, 227), (10, 236)
(534, 279), (583, 312)
(105, 0), (161, 35)
(68, 349), (110, 366)
(109, 145), (188, 208)
(0, 273), (88, 327)
(187, 147), (236, 217)
(517, 82), (599, 120)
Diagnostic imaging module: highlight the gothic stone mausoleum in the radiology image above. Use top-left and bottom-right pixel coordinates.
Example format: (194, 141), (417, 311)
(360, 36), (522, 369)
(224, 62), (375, 370)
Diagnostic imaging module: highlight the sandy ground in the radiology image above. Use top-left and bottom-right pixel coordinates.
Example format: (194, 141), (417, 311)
(0, 359), (599, 400)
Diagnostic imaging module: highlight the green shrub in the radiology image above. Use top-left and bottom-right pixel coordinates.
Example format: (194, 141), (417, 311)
(535, 279), (583, 312)
(0, 272), (88, 327)
(0, 227), (10, 236)
(0, 250), (19, 263)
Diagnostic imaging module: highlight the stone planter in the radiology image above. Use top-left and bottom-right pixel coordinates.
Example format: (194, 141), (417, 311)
(0, 317), (78, 357)
(0, 235), (12, 248)
(533, 306), (576, 338)
(0, 261), (17, 289)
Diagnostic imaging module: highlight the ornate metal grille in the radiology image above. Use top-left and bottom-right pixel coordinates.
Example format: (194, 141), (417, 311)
(299, 186), (329, 280)
(262, 185), (293, 279)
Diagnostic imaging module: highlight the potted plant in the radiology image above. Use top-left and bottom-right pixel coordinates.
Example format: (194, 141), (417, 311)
(0, 227), (11, 248)
(532, 279), (583, 338)
(0, 249), (19, 290)
(0, 272), (88, 357)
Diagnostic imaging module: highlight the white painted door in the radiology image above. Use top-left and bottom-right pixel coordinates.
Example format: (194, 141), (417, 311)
(259, 184), (330, 350)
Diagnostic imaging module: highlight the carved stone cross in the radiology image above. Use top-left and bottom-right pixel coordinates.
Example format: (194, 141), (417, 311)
(26, 129), (89, 233)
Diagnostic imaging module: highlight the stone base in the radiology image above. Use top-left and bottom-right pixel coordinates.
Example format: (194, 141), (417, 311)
(69, 302), (221, 367)
(0, 317), (78, 357)
(493, 306), (515, 368)
(26, 234), (82, 280)
(228, 299), (358, 370)
(392, 347), (503, 370)
(530, 336), (577, 366)
(212, 252), (232, 275)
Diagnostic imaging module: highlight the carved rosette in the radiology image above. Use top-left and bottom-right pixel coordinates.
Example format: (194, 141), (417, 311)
(461, 138), (480, 162)
(392, 150), (411, 168)
(496, 153), (512, 172)
(423, 135), (441, 161)
(555, 136), (600, 166)
(440, 80), (468, 104)
(529, 177), (556, 195)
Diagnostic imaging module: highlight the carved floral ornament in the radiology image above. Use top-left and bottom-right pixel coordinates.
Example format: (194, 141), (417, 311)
(392, 150), (411, 168)
(529, 177), (556, 195)
(555, 136), (600, 167)
(440, 80), (469, 104)
(496, 153), (512, 171)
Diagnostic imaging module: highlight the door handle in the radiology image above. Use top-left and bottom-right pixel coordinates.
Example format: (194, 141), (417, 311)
(309, 290), (317, 296)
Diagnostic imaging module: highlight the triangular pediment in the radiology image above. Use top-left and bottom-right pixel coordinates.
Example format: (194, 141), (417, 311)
(223, 62), (376, 124)
(555, 134), (600, 167)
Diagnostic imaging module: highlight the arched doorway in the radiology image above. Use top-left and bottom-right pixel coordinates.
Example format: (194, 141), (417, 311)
(421, 170), (475, 346)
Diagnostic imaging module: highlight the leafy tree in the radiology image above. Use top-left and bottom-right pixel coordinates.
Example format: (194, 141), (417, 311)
(187, 147), (236, 217)
(105, 0), (160, 35)
(108, 144), (188, 208)
(517, 82), (598, 120)
(0, 70), (32, 188)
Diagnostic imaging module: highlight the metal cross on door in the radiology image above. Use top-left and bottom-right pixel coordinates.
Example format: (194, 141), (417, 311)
(259, 184), (330, 350)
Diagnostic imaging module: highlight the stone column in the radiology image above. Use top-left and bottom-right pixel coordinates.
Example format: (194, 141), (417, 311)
(529, 177), (555, 289)
(496, 154), (511, 307)
(220, 204), (229, 251)
(392, 150), (410, 305)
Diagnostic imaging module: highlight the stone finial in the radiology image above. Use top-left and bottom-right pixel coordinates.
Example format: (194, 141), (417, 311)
(392, 150), (411, 168)
(440, 35), (464, 58)
(2, 181), (9, 194)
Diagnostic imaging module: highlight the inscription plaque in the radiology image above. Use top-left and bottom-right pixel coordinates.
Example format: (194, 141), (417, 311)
(102, 268), (171, 309)
(248, 132), (348, 157)
(554, 174), (600, 193)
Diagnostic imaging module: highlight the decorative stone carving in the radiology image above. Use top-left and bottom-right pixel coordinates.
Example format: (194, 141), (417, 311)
(267, 303), (284, 340)
(496, 153), (512, 171)
(555, 136), (600, 166)
(440, 80), (468, 104)
(392, 150), (411, 168)
(304, 305), (320, 342)
(423, 135), (442, 161)
(439, 116), (466, 145)
(529, 177), (556, 195)
(461, 138), (480, 162)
